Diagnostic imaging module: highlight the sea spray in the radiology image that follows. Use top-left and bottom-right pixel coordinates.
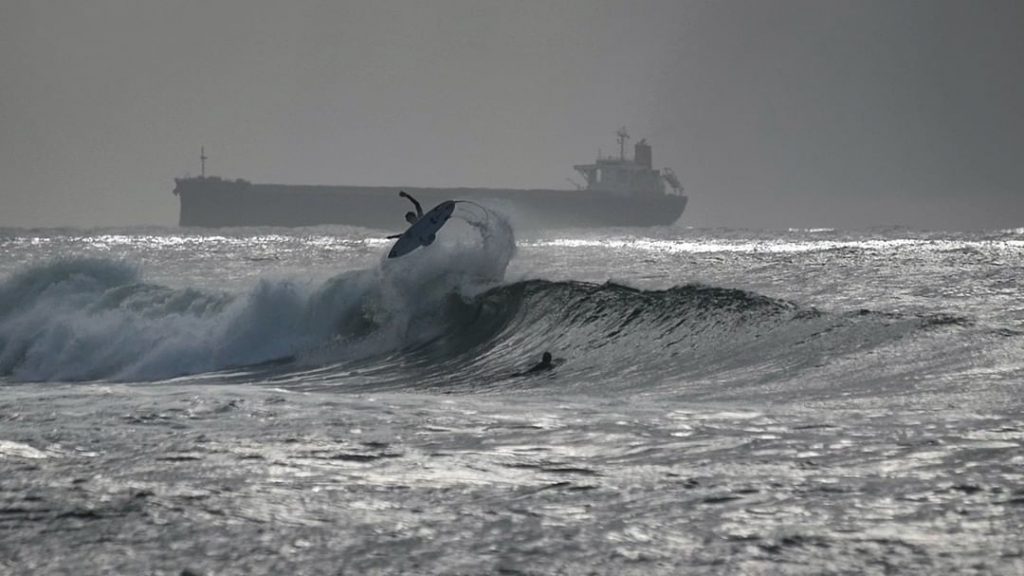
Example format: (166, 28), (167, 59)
(0, 206), (517, 382)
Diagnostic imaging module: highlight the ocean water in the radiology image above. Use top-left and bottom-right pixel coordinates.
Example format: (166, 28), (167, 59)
(1, 210), (1023, 575)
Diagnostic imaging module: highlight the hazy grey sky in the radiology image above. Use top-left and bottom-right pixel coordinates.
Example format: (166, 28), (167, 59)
(2, 0), (1022, 229)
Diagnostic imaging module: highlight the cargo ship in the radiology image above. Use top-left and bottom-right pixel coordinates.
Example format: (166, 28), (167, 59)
(173, 129), (687, 229)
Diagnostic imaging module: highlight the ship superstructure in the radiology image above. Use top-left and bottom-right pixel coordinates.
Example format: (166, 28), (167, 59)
(572, 128), (684, 197)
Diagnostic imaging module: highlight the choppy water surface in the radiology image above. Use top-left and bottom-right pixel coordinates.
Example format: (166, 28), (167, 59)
(1, 222), (1022, 574)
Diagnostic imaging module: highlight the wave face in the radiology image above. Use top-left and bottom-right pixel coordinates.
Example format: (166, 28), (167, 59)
(299, 279), (960, 400)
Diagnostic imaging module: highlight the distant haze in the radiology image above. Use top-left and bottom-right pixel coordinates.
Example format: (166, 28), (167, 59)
(2, 0), (1022, 230)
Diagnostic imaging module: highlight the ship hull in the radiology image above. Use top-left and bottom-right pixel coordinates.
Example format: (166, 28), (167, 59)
(174, 180), (687, 229)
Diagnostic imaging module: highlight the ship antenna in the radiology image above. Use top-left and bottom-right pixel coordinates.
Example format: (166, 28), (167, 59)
(616, 127), (629, 160)
(201, 146), (208, 178)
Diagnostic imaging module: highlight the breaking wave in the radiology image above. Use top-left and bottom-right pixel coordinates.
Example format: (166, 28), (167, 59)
(0, 207), (967, 395)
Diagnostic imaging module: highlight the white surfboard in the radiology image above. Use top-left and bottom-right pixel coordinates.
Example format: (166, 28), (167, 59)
(388, 200), (456, 259)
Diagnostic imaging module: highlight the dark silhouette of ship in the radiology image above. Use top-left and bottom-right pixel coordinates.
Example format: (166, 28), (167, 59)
(173, 129), (687, 229)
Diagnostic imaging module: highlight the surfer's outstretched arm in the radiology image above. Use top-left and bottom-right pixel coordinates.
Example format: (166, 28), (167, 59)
(386, 233), (402, 239)
(399, 190), (424, 218)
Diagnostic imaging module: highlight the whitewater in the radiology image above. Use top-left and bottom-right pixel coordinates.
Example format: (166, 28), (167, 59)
(1, 212), (1022, 574)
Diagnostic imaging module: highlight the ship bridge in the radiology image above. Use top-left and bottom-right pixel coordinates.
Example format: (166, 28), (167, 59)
(573, 129), (682, 197)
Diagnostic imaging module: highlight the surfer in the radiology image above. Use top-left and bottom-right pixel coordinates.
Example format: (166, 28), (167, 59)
(400, 190), (423, 225)
(385, 198), (457, 257)
(386, 191), (426, 240)
(515, 351), (555, 376)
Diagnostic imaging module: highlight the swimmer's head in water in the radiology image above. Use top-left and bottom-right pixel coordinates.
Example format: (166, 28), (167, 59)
(542, 352), (552, 363)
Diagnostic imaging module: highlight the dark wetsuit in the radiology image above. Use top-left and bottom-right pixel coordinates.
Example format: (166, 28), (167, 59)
(400, 191), (423, 223)
(517, 352), (554, 376)
(387, 191), (425, 239)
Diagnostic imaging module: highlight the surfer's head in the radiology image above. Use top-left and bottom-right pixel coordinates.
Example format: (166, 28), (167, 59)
(405, 211), (417, 224)
(542, 352), (552, 364)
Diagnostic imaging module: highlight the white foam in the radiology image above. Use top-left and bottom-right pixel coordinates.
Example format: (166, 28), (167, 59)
(0, 208), (517, 382)
(0, 440), (50, 459)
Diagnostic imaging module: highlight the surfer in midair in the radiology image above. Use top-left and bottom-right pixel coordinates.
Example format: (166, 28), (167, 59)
(401, 191), (423, 225)
(387, 191), (425, 239)
(385, 194), (457, 258)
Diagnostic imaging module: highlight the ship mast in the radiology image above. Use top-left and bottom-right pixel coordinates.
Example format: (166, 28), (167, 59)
(200, 146), (208, 178)
(616, 127), (629, 160)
